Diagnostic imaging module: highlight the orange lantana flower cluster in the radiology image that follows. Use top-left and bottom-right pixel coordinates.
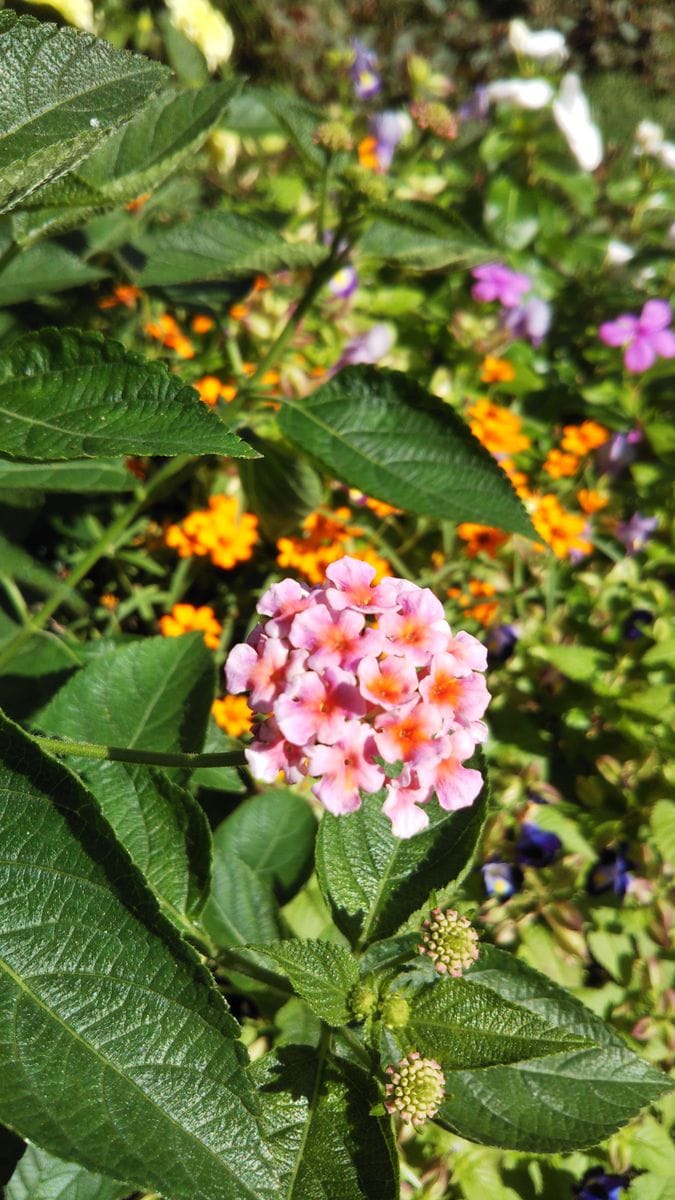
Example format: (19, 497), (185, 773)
(193, 376), (238, 407)
(543, 420), (609, 479)
(144, 313), (195, 360)
(480, 356), (516, 384)
(531, 495), (592, 559)
(468, 399), (531, 457)
(277, 508), (390, 585)
(166, 495), (259, 570)
(447, 579), (499, 627)
(456, 523), (508, 558)
(212, 695), (253, 737)
(159, 603), (222, 650)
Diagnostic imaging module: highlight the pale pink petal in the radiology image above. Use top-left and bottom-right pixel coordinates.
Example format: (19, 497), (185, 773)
(434, 759), (484, 811)
(325, 555), (398, 612)
(245, 719), (306, 784)
(444, 630), (488, 675)
(258, 578), (313, 635)
(382, 784), (430, 837)
(225, 642), (257, 694)
(357, 654), (419, 709)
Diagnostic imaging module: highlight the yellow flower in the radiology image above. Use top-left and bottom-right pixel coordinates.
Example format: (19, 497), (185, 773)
(577, 488), (609, 515)
(212, 695), (253, 738)
(543, 449), (581, 479)
(531, 495), (592, 559)
(27, 0), (94, 30)
(561, 421), (610, 456)
(165, 0), (234, 72)
(159, 604), (222, 650)
(193, 376), (237, 407)
(468, 398), (530, 457)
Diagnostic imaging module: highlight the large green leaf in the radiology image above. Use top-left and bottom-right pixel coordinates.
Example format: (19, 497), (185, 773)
(397, 975), (589, 1071)
(81, 760), (212, 930)
(136, 211), (325, 287)
(484, 177), (540, 251)
(0, 457), (135, 492)
(0, 711), (279, 1199)
(316, 779), (489, 949)
(37, 633), (215, 753)
(433, 946), (670, 1151)
(253, 1046), (399, 1199)
(279, 367), (535, 537)
(212, 788), (316, 902)
(202, 853), (283, 949)
(0, 239), (105, 306)
(253, 88), (325, 169)
(14, 83), (238, 244)
(223, 940), (358, 1026)
(360, 201), (489, 270)
(6, 1144), (128, 1200)
(0, 328), (252, 460)
(0, 12), (168, 214)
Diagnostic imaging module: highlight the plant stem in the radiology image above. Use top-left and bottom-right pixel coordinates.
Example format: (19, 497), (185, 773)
(33, 735), (247, 771)
(0, 456), (191, 673)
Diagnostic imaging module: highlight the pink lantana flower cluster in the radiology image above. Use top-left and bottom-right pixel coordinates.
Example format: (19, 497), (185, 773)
(225, 556), (489, 838)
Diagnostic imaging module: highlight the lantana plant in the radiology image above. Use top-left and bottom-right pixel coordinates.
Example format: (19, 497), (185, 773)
(0, 6), (671, 1200)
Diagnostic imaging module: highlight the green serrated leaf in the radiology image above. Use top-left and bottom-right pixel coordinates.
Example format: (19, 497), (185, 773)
(253, 87), (325, 169)
(37, 633), (215, 753)
(212, 788), (316, 903)
(360, 201), (489, 270)
(225, 940), (358, 1026)
(202, 853), (283, 949)
(650, 799), (675, 864)
(0, 710), (279, 1199)
(0, 238), (105, 306)
(253, 1045), (399, 1199)
(0, 328), (253, 460)
(0, 12), (168, 214)
(279, 367), (535, 538)
(0, 456), (135, 492)
(432, 946), (670, 1151)
(316, 777), (489, 949)
(81, 761), (212, 929)
(14, 83), (239, 244)
(136, 210), (325, 287)
(5, 1144), (128, 1200)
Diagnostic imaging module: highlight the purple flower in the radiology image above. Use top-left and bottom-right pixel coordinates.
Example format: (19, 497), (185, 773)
(350, 39), (381, 101)
(471, 263), (532, 308)
(480, 860), (523, 900)
(599, 299), (675, 372)
(596, 428), (642, 478)
(335, 323), (394, 370)
(515, 822), (562, 868)
(485, 623), (518, 665)
(503, 296), (552, 346)
(369, 110), (411, 170)
(616, 512), (658, 554)
(328, 265), (358, 300)
(574, 1166), (630, 1200)
(587, 847), (633, 899)
(621, 608), (652, 640)
(458, 86), (490, 123)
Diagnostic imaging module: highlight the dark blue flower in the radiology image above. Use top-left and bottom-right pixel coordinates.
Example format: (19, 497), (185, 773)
(621, 608), (653, 640)
(574, 1165), (630, 1200)
(480, 860), (523, 900)
(485, 623), (518, 665)
(587, 847), (633, 898)
(515, 822), (562, 867)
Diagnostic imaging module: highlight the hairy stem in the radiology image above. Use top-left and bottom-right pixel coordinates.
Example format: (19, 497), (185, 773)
(33, 735), (247, 771)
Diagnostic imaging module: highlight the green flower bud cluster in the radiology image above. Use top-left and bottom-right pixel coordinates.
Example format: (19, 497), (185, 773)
(419, 907), (479, 976)
(341, 165), (389, 202)
(349, 982), (378, 1023)
(410, 101), (457, 141)
(384, 1051), (445, 1126)
(314, 120), (354, 153)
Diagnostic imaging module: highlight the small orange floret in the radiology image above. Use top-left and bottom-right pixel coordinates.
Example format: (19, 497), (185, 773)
(193, 375), (237, 407)
(499, 457), (530, 499)
(165, 496), (259, 570)
(125, 192), (152, 213)
(159, 603), (222, 650)
(99, 593), (118, 610)
(144, 313), (195, 358)
(212, 694), (253, 737)
(457, 523), (508, 558)
(531, 494), (592, 559)
(357, 135), (381, 172)
(480, 356), (516, 384)
(577, 488), (609, 515)
(97, 284), (141, 310)
(276, 507), (389, 585)
(543, 449), (581, 479)
(468, 398), (530, 457)
(192, 314), (215, 334)
(561, 421), (610, 457)
(229, 303), (250, 321)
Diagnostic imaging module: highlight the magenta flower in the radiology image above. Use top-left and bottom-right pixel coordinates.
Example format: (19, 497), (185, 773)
(599, 300), (675, 372)
(471, 264), (532, 308)
(226, 556), (490, 837)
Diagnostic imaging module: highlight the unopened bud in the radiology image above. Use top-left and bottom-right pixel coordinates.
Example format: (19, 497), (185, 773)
(314, 120), (354, 153)
(419, 908), (479, 976)
(410, 101), (457, 141)
(384, 1051), (445, 1126)
(342, 165), (389, 202)
(350, 982), (378, 1022)
(380, 994), (410, 1029)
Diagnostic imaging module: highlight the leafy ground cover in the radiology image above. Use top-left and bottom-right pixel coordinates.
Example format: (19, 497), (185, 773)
(0, 3), (673, 1199)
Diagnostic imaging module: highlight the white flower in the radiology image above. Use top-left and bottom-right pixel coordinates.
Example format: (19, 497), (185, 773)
(552, 73), (603, 171)
(485, 78), (554, 110)
(658, 141), (675, 171)
(165, 0), (234, 72)
(508, 19), (567, 62)
(27, 0), (94, 30)
(635, 120), (664, 156)
(606, 240), (634, 265)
